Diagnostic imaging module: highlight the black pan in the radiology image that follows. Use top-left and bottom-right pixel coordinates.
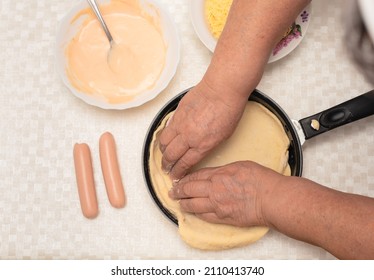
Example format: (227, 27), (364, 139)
(142, 88), (374, 225)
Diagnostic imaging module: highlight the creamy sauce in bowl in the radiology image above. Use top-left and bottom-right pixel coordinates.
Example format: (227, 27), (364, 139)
(65, 0), (167, 105)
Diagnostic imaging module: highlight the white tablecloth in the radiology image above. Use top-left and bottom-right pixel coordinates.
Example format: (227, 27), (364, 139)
(0, 0), (373, 259)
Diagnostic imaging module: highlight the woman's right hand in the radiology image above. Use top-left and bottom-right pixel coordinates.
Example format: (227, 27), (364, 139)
(168, 160), (283, 227)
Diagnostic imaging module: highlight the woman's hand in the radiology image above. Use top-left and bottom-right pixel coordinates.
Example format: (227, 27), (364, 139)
(168, 161), (283, 227)
(169, 160), (374, 259)
(158, 80), (248, 180)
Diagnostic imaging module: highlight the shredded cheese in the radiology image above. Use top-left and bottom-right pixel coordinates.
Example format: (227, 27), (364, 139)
(205, 0), (233, 39)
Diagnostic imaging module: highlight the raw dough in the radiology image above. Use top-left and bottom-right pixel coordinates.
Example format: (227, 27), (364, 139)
(148, 101), (290, 250)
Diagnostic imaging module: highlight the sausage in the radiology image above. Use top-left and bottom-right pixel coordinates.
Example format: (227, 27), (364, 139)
(99, 132), (126, 208)
(73, 143), (99, 219)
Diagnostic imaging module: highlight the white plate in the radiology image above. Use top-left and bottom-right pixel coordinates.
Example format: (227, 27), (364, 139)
(189, 0), (312, 63)
(358, 0), (374, 44)
(56, 0), (180, 110)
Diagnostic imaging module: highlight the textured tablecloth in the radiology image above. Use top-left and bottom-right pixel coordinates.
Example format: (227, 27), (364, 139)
(0, 0), (373, 260)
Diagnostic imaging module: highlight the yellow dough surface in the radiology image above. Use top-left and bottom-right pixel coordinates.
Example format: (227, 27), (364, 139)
(148, 101), (290, 250)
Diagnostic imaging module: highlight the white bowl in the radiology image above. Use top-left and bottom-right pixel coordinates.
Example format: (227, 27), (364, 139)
(189, 0), (311, 63)
(56, 0), (180, 110)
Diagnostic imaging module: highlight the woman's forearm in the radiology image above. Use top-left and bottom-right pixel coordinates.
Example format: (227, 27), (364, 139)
(263, 176), (374, 259)
(203, 0), (311, 106)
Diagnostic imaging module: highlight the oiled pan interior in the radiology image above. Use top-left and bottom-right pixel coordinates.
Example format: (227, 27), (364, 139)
(142, 89), (303, 225)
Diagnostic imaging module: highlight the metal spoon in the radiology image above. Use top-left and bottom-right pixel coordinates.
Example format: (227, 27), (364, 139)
(86, 0), (132, 74)
(86, 0), (115, 48)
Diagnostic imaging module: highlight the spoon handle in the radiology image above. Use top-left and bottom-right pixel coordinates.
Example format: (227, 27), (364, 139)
(86, 0), (114, 45)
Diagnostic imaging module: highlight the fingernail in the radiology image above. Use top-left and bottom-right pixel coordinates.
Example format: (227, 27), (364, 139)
(159, 144), (165, 153)
(165, 115), (173, 127)
(162, 164), (173, 174)
(172, 179), (180, 186)
(168, 188), (175, 199)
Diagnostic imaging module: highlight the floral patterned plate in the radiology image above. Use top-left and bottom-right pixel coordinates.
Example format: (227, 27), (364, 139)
(269, 4), (312, 63)
(189, 1), (312, 63)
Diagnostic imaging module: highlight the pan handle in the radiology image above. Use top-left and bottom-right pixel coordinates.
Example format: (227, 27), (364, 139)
(299, 89), (374, 140)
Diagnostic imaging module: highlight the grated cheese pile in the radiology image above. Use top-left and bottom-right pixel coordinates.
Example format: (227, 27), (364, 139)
(205, 0), (233, 39)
